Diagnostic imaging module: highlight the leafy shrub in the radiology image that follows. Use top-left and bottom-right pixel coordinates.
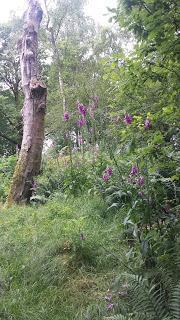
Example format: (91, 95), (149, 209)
(34, 151), (112, 199)
(0, 155), (17, 202)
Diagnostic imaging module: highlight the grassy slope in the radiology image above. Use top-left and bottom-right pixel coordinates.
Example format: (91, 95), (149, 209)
(0, 196), (126, 320)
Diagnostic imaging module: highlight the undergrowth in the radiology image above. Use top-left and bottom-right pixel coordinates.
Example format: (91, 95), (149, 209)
(0, 196), (127, 320)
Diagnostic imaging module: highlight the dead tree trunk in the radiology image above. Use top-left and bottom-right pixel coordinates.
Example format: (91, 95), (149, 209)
(7, 0), (47, 205)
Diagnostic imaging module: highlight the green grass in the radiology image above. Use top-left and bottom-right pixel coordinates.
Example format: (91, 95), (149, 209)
(0, 196), (126, 320)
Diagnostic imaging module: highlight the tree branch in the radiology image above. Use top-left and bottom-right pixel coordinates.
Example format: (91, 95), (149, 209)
(142, 1), (152, 14)
(54, 8), (68, 41)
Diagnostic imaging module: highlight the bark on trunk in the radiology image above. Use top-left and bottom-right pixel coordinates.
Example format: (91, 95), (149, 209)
(7, 0), (47, 205)
(50, 30), (67, 113)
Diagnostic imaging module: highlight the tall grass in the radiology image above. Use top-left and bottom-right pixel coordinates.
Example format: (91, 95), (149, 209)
(0, 196), (126, 320)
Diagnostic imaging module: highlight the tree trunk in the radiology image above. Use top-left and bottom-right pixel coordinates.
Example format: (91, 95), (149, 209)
(7, 0), (47, 205)
(50, 28), (67, 113)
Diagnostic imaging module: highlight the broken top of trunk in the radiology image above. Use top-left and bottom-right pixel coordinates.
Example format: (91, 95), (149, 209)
(20, 0), (44, 88)
(24, 0), (43, 33)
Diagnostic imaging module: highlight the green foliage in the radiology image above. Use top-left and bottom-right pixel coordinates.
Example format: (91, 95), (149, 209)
(35, 156), (92, 198)
(73, 0), (180, 318)
(0, 17), (22, 155)
(0, 155), (17, 201)
(0, 0), (179, 318)
(107, 272), (180, 320)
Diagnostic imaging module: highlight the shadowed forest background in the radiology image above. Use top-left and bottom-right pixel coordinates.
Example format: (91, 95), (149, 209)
(0, 0), (179, 319)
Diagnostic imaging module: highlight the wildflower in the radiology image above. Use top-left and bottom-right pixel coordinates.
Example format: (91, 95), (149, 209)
(80, 233), (86, 241)
(130, 165), (139, 175)
(105, 167), (113, 176)
(91, 95), (99, 108)
(128, 176), (135, 184)
(94, 95), (99, 105)
(77, 117), (86, 127)
(137, 176), (145, 186)
(77, 102), (87, 117)
(105, 294), (112, 302)
(144, 118), (151, 129)
(118, 290), (128, 297)
(103, 174), (109, 183)
(124, 113), (133, 125)
(89, 111), (94, 119)
(32, 180), (38, 190)
(63, 111), (70, 121)
(102, 166), (113, 182)
(90, 103), (96, 111)
(107, 303), (114, 310)
(138, 191), (144, 197)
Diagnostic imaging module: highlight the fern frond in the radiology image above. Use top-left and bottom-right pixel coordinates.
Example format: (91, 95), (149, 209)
(131, 276), (170, 319)
(114, 273), (170, 319)
(103, 313), (148, 320)
(170, 282), (180, 319)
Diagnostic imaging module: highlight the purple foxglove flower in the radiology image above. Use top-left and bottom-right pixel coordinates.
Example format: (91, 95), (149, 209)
(138, 191), (144, 197)
(130, 165), (139, 175)
(144, 118), (151, 129)
(124, 113), (133, 125)
(77, 117), (86, 127)
(105, 167), (113, 176)
(103, 174), (109, 182)
(94, 95), (99, 104)
(77, 102), (87, 117)
(137, 176), (145, 186)
(107, 303), (114, 310)
(90, 111), (94, 119)
(80, 233), (86, 241)
(63, 111), (70, 121)
(91, 96), (99, 108)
